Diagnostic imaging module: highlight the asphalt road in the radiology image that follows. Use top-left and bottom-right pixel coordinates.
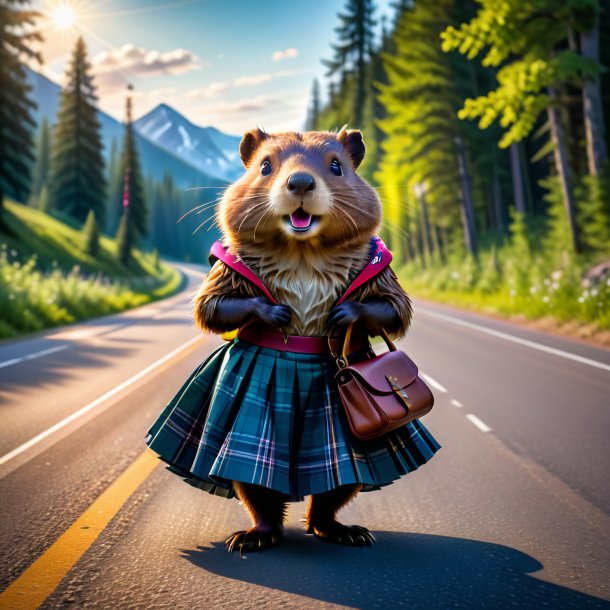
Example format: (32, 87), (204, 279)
(1, 264), (609, 609)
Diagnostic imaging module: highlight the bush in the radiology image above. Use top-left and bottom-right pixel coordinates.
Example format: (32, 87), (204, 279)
(0, 244), (181, 339)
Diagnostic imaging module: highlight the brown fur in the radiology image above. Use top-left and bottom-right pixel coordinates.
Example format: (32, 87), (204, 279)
(306, 483), (362, 529)
(194, 129), (412, 338)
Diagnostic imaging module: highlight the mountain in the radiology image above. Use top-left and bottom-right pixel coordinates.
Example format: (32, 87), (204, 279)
(25, 68), (228, 190)
(134, 104), (243, 183)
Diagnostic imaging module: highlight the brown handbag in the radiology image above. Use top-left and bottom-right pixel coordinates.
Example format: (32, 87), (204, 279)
(333, 323), (434, 441)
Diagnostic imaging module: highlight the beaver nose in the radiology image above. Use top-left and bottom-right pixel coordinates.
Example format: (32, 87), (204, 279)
(287, 172), (316, 196)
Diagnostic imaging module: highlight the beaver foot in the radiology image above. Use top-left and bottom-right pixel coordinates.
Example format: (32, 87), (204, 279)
(306, 521), (375, 546)
(225, 527), (283, 555)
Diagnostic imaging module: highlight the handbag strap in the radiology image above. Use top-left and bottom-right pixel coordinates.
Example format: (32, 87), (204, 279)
(339, 322), (397, 366)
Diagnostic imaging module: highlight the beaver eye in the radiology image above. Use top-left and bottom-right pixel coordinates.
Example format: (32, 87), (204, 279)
(261, 160), (272, 176)
(331, 158), (343, 176)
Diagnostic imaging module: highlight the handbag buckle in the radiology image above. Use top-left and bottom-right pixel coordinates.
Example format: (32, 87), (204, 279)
(386, 375), (411, 411)
(336, 356), (348, 370)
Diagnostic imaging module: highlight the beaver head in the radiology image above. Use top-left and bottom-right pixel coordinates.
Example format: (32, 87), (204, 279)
(218, 128), (381, 251)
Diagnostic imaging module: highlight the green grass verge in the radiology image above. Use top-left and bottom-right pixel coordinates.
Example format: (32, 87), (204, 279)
(0, 201), (183, 339)
(397, 253), (610, 334)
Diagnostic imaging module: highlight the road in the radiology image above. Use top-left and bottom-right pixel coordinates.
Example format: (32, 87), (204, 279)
(1, 264), (609, 609)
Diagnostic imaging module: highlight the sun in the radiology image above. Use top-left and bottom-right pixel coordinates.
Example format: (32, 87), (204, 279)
(52, 5), (77, 30)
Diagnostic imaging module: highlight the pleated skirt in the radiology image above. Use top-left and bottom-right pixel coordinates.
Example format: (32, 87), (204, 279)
(146, 337), (441, 500)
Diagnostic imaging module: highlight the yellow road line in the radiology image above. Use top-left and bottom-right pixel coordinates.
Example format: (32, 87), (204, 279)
(0, 450), (160, 609)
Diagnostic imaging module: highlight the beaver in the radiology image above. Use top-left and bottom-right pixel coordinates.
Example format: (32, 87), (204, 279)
(190, 127), (415, 553)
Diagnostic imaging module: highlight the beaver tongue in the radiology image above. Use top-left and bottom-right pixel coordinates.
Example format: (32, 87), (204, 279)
(290, 208), (312, 229)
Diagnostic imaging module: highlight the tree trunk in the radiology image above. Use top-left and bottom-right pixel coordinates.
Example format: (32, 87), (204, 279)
(416, 215), (427, 269)
(581, 25), (607, 176)
(455, 136), (478, 257)
(432, 223), (446, 264)
(419, 191), (434, 263)
(510, 143), (526, 213)
(492, 161), (504, 234)
(547, 88), (581, 253)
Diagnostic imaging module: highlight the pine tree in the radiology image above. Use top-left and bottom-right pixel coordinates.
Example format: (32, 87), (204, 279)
(359, 20), (392, 185)
(83, 209), (100, 257)
(151, 172), (178, 258)
(115, 209), (133, 265)
(580, 2), (607, 176)
(578, 167), (610, 253)
(441, 0), (603, 253)
(541, 176), (573, 265)
(323, 0), (376, 128)
(49, 36), (106, 226)
(30, 116), (51, 203)
(377, 0), (478, 256)
(119, 90), (147, 243)
(0, 0), (41, 220)
(106, 137), (123, 234)
(38, 183), (50, 213)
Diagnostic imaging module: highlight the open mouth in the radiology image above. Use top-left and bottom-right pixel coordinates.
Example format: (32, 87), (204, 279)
(285, 208), (319, 232)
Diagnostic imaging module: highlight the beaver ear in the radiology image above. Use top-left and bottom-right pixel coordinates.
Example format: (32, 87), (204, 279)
(239, 128), (267, 168)
(337, 126), (365, 169)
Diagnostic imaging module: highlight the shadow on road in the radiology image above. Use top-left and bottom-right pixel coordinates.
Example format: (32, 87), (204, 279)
(0, 339), (145, 394)
(180, 530), (610, 609)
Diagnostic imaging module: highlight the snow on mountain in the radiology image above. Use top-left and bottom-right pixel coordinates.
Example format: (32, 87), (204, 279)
(134, 104), (243, 183)
(25, 68), (224, 191)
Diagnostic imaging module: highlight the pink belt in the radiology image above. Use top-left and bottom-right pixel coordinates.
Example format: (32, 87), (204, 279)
(236, 326), (368, 355)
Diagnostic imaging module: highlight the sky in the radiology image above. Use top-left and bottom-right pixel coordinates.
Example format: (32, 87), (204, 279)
(30, 0), (394, 136)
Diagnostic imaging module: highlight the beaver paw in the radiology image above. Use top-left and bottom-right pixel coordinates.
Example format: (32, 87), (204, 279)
(225, 528), (283, 555)
(307, 521), (375, 547)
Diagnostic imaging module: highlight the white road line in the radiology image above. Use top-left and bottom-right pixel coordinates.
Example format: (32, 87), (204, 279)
(420, 372), (447, 393)
(466, 414), (492, 433)
(451, 399), (463, 408)
(0, 345), (68, 370)
(0, 335), (202, 467)
(417, 308), (610, 372)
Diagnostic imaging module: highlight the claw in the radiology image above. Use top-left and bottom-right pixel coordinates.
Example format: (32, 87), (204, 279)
(309, 522), (374, 547)
(225, 528), (283, 554)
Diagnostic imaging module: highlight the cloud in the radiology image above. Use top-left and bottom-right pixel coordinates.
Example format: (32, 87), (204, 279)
(92, 44), (204, 81)
(233, 73), (275, 87)
(271, 48), (299, 61)
(186, 88), (310, 134)
(186, 70), (296, 101)
(196, 94), (282, 115)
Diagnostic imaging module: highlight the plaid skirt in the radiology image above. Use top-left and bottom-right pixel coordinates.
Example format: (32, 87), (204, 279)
(146, 337), (441, 500)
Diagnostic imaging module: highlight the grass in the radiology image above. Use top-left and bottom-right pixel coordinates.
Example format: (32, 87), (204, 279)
(397, 247), (610, 344)
(0, 201), (183, 339)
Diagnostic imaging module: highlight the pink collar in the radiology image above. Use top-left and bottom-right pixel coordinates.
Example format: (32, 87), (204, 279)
(209, 236), (392, 306)
(336, 236), (392, 304)
(210, 241), (277, 303)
